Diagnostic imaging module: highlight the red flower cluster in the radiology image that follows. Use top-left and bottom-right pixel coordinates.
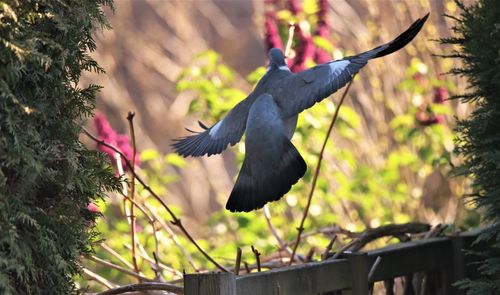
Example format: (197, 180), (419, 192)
(264, 0), (333, 73)
(415, 86), (448, 126)
(93, 113), (140, 169)
(433, 86), (448, 104)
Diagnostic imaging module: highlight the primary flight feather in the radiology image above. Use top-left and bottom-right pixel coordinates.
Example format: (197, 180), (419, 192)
(172, 13), (429, 212)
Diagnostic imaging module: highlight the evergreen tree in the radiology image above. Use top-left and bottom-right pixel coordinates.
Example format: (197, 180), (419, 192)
(0, 1), (118, 294)
(442, 0), (500, 293)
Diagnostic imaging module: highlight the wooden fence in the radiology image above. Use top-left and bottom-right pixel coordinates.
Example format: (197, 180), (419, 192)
(184, 230), (481, 295)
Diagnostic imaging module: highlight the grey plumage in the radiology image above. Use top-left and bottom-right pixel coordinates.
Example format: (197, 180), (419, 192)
(172, 14), (429, 212)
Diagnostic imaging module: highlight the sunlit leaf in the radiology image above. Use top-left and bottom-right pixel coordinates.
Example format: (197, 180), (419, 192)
(165, 153), (186, 168)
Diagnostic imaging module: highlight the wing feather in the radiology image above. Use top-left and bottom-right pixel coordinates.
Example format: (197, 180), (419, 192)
(172, 98), (252, 157)
(276, 14), (429, 117)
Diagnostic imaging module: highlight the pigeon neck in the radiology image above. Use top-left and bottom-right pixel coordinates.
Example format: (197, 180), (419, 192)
(270, 62), (290, 72)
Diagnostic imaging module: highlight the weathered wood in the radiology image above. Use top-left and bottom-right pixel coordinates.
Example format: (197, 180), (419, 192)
(366, 237), (453, 282)
(184, 272), (236, 295)
(384, 279), (394, 295)
(182, 230), (482, 295)
(236, 258), (352, 295)
(343, 253), (369, 295)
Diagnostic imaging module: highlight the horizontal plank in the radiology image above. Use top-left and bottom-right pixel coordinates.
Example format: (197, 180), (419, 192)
(366, 237), (453, 282)
(236, 258), (351, 295)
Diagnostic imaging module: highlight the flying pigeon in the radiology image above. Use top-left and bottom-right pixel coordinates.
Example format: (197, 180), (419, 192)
(172, 14), (429, 212)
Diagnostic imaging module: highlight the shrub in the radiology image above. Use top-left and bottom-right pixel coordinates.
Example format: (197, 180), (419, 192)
(0, 1), (118, 294)
(442, 0), (500, 293)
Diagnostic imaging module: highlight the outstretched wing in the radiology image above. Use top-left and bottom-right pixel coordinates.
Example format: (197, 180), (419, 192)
(226, 94), (306, 212)
(172, 98), (252, 157)
(277, 13), (429, 117)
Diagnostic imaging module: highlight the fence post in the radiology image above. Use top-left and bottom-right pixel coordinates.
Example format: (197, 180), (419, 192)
(343, 252), (369, 295)
(184, 272), (236, 295)
(450, 235), (467, 295)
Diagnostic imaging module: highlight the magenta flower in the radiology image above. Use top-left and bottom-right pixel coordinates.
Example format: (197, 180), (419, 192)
(93, 113), (140, 169)
(314, 0), (332, 64)
(87, 203), (100, 213)
(264, 10), (283, 52)
(288, 0), (301, 15)
(432, 86), (448, 104)
(290, 29), (315, 73)
(416, 105), (445, 126)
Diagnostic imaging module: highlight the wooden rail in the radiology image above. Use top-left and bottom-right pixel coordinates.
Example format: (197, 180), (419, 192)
(184, 230), (481, 295)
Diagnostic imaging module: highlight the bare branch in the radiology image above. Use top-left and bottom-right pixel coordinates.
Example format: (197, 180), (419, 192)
(86, 255), (151, 282)
(263, 205), (292, 254)
(83, 128), (227, 272)
(123, 244), (183, 277)
(368, 256), (382, 282)
(95, 282), (183, 295)
(83, 267), (116, 289)
(289, 76), (356, 265)
(126, 111), (140, 278)
(100, 243), (135, 271)
(321, 235), (337, 260)
(234, 247), (242, 275)
(251, 245), (261, 272)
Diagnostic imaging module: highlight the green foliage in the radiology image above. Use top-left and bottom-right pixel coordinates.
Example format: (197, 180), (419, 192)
(441, 0), (500, 293)
(82, 3), (477, 291)
(0, 1), (119, 294)
(161, 49), (466, 260)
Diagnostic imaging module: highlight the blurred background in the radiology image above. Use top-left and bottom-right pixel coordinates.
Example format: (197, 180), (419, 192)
(80, 0), (478, 291)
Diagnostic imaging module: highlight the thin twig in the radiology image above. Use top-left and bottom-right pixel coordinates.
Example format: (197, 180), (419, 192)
(83, 128), (228, 272)
(120, 193), (162, 277)
(95, 282), (183, 295)
(368, 256), (382, 282)
(86, 255), (151, 282)
(305, 247), (316, 262)
(146, 203), (199, 272)
(282, 224), (356, 249)
(289, 76), (356, 265)
(329, 238), (359, 260)
(126, 112), (140, 278)
(321, 234), (337, 260)
(263, 205), (292, 254)
(152, 252), (161, 281)
(251, 245), (261, 272)
(100, 243), (135, 271)
(234, 247), (242, 275)
(284, 21), (296, 58)
(115, 153), (127, 196)
(123, 244), (183, 277)
(346, 222), (430, 252)
(83, 267), (116, 289)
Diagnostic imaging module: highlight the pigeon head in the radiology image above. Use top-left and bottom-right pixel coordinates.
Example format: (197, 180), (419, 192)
(269, 48), (287, 68)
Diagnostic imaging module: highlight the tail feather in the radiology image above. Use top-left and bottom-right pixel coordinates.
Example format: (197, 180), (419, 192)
(372, 13), (429, 58)
(225, 140), (306, 212)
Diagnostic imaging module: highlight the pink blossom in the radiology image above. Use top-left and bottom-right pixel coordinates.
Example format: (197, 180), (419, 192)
(416, 105), (445, 126)
(87, 203), (100, 213)
(314, 0), (332, 64)
(412, 73), (426, 87)
(288, 0), (301, 15)
(93, 113), (140, 169)
(432, 87), (448, 104)
(264, 10), (283, 52)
